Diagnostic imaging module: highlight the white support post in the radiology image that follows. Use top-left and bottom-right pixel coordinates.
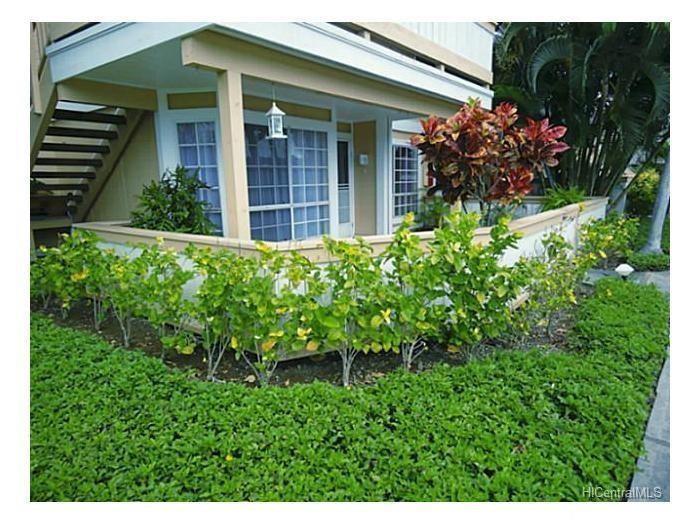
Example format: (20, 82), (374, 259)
(375, 115), (393, 235)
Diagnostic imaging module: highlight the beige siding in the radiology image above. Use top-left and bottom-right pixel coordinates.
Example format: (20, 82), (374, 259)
(352, 121), (377, 235)
(87, 113), (159, 221)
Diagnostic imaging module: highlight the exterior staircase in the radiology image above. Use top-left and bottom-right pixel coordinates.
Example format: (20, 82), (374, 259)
(30, 102), (145, 245)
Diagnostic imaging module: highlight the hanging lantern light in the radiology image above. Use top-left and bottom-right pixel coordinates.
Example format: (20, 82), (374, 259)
(266, 85), (286, 140)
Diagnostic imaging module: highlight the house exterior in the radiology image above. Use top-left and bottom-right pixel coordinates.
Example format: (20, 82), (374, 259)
(30, 22), (496, 247)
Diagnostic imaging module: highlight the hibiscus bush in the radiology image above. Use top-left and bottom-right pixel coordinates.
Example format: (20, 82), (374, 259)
(411, 99), (570, 225)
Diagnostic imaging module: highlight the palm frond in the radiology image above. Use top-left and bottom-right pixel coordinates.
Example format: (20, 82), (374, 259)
(527, 35), (573, 93)
(640, 62), (670, 119)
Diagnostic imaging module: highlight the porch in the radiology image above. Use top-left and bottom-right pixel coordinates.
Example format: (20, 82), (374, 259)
(32, 23), (492, 245)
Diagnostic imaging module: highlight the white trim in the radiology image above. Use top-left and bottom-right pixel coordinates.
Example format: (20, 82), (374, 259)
(375, 115), (392, 235)
(46, 22), (492, 106)
(391, 140), (423, 227)
(336, 133), (355, 238)
(154, 102), (229, 237)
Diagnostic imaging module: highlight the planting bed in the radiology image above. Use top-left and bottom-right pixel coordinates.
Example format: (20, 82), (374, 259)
(30, 296), (579, 386)
(30, 279), (669, 501)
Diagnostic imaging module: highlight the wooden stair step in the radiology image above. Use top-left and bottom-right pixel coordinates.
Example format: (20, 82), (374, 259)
(33, 183), (89, 192)
(41, 143), (110, 154)
(53, 109), (126, 125)
(31, 171), (96, 179)
(31, 194), (83, 203)
(35, 158), (103, 167)
(46, 126), (118, 140)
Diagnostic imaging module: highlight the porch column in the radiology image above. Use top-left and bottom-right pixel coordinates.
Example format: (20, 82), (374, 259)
(217, 69), (251, 239)
(375, 115), (393, 234)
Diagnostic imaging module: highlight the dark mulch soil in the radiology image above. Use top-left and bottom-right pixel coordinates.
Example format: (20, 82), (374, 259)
(30, 295), (581, 388)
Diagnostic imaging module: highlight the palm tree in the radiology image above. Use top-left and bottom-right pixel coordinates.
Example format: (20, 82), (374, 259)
(494, 22), (669, 197)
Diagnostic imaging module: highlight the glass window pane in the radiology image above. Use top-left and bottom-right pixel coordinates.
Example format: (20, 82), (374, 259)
(199, 145), (217, 165)
(249, 188), (260, 207)
(179, 146), (198, 166)
(303, 130), (315, 148)
(261, 187), (275, 205)
(276, 187), (290, 204)
(305, 186), (317, 202)
(292, 168), (304, 185)
(197, 122), (216, 143)
(177, 123), (196, 144)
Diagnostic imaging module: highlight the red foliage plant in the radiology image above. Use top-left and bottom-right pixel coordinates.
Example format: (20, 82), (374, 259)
(411, 99), (569, 217)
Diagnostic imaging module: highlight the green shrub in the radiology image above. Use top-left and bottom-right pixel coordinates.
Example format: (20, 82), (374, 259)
(627, 251), (670, 272)
(131, 166), (215, 235)
(579, 213), (639, 269)
(321, 236), (395, 386)
(381, 213), (445, 370)
(627, 168), (659, 217)
(429, 212), (528, 353)
(541, 186), (587, 211)
(525, 232), (589, 337)
(234, 244), (327, 385)
(33, 230), (110, 321)
(104, 247), (152, 347)
(185, 246), (259, 381)
(415, 194), (450, 230)
(138, 240), (195, 358)
(30, 279), (668, 501)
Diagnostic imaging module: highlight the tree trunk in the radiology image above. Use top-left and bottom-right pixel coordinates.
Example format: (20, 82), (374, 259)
(641, 155), (670, 254)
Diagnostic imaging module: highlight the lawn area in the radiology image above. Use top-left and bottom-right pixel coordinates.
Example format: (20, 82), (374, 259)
(30, 279), (668, 502)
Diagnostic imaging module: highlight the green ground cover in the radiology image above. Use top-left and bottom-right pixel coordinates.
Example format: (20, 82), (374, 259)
(30, 279), (668, 501)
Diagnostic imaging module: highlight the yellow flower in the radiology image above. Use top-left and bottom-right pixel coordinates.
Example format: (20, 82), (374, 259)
(70, 269), (89, 282)
(305, 340), (320, 352)
(225, 454), (233, 462)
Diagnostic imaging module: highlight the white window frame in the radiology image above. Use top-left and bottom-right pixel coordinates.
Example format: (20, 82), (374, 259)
(336, 131), (355, 237)
(154, 92), (229, 237)
(243, 110), (339, 240)
(391, 140), (423, 226)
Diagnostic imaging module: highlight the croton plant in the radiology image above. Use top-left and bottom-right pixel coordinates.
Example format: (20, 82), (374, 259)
(411, 99), (569, 223)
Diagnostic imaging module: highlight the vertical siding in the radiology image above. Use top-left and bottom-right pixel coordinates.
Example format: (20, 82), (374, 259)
(87, 113), (160, 222)
(398, 22), (494, 72)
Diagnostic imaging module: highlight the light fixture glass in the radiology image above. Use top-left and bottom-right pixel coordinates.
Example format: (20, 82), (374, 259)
(266, 85), (286, 140)
(615, 263), (635, 279)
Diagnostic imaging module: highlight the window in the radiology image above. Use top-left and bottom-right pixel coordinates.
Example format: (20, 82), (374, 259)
(177, 122), (223, 235)
(393, 144), (421, 217)
(245, 124), (330, 242)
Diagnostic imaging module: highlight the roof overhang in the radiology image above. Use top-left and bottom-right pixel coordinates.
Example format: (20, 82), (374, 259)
(46, 22), (493, 108)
